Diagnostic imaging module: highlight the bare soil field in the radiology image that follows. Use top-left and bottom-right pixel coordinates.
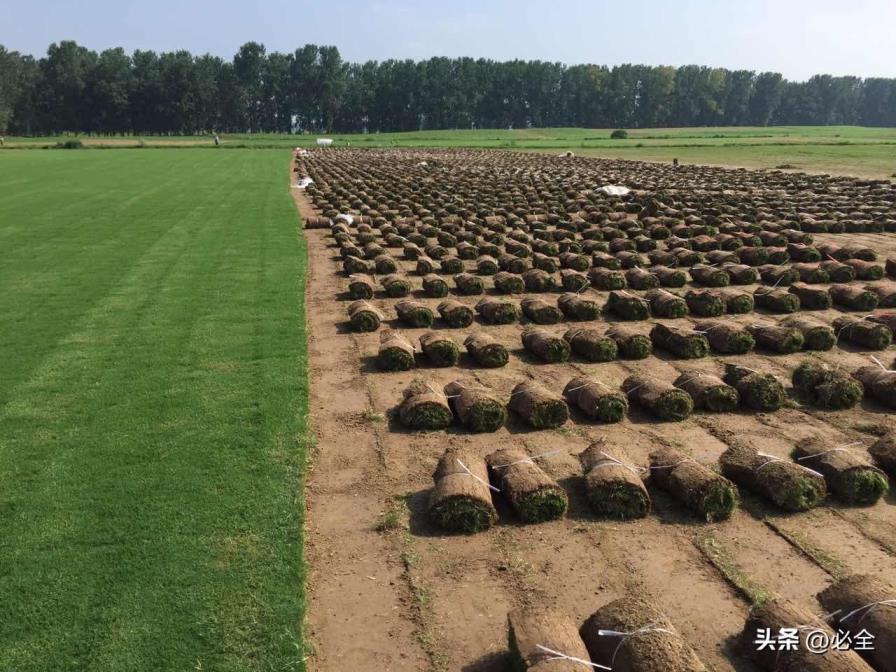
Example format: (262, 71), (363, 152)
(293, 149), (896, 672)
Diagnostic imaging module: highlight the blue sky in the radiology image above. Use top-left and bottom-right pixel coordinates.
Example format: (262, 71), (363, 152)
(4, 0), (895, 80)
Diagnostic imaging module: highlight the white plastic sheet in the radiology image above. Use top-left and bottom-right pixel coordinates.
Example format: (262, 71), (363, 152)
(294, 177), (314, 189)
(596, 185), (630, 196)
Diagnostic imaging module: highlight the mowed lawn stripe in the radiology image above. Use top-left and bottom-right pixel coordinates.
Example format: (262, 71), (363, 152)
(0, 150), (308, 671)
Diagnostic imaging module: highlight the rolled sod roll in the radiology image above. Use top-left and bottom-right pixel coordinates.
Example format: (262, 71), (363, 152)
(722, 289), (755, 314)
(521, 297), (563, 325)
(780, 315), (836, 350)
(508, 380), (569, 429)
(348, 299), (383, 332)
(475, 255), (499, 276)
(343, 255), (374, 275)
(423, 244), (447, 260)
(378, 330), (416, 371)
(787, 243), (822, 262)
(867, 283), (896, 308)
(436, 299), (473, 328)
(820, 259), (857, 283)
(592, 251), (622, 269)
(454, 272), (485, 296)
(560, 269), (590, 292)
(606, 325), (653, 359)
(421, 273), (449, 297)
(742, 599), (875, 672)
(416, 256), (438, 276)
(560, 251), (591, 271)
(759, 264), (799, 286)
(374, 254), (398, 274)
(720, 262), (759, 284)
(419, 331), (460, 367)
(652, 265), (688, 287)
(522, 327), (571, 363)
(578, 442), (649, 518)
(720, 444), (826, 511)
(623, 376), (693, 422)
(869, 311), (896, 334)
(870, 432), (896, 475)
(398, 380), (453, 430)
(557, 293), (601, 321)
(649, 447), (738, 521)
(403, 242), (423, 260)
(605, 291), (651, 320)
(522, 268), (557, 292)
(738, 246), (770, 266)
(844, 258), (884, 280)
(508, 607), (592, 671)
(852, 365), (896, 408)
(672, 247), (704, 266)
(690, 264), (730, 287)
(494, 270), (525, 294)
(475, 297), (520, 325)
(723, 364), (787, 412)
(674, 370), (739, 411)
(792, 437), (889, 505)
(830, 285), (879, 312)
(696, 321), (755, 354)
(685, 289), (725, 317)
(792, 262), (831, 284)
(347, 274), (376, 300)
(834, 317), (893, 350)
(563, 377), (628, 423)
(381, 273), (412, 298)
(625, 266), (660, 290)
(444, 379), (506, 432)
(580, 597), (705, 671)
(395, 299), (434, 328)
(792, 359), (863, 410)
(429, 447), (497, 533)
(487, 448), (568, 522)
(532, 252), (559, 273)
(563, 327), (618, 362)
(616, 251), (645, 269)
(889, 257), (896, 277)
(464, 332), (508, 367)
(818, 574), (896, 672)
(754, 287), (800, 313)
(788, 282), (833, 310)
(589, 267), (627, 290)
(650, 323), (709, 359)
(645, 288), (688, 317)
(440, 256), (464, 275)
(747, 323), (805, 353)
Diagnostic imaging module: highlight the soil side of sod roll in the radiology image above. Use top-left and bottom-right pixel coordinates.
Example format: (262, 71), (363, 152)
(606, 325), (653, 359)
(852, 365), (896, 408)
(605, 291), (651, 320)
(723, 364), (787, 412)
(741, 598), (874, 672)
(437, 299), (474, 328)
(486, 448), (568, 523)
(830, 285), (880, 312)
(834, 317), (893, 350)
(674, 370), (739, 411)
(869, 431), (896, 475)
(508, 607), (592, 671)
(696, 321), (755, 354)
(580, 596), (706, 671)
(563, 327), (619, 362)
(398, 379), (454, 430)
(444, 379), (507, 432)
(578, 441), (650, 519)
(508, 380), (570, 429)
(378, 330), (416, 371)
(649, 447), (738, 521)
(522, 327), (571, 363)
(429, 447), (498, 534)
(419, 331), (460, 367)
(788, 282), (833, 310)
(622, 376), (694, 422)
(792, 359), (863, 410)
(521, 297), (563, 325)
(792, 437), (889, 506)
(780, 315), (836, 350)
(650, 323), (709, 359)
(464, 332), (509, 367)
(563, 376), (629, 423)
(719, 444), (826, 512)
(817, 574), (896, 672)
(747, 323), (805, 354)
(754, 287), (800, 313)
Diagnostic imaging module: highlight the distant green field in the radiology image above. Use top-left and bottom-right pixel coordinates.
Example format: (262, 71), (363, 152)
(0, 150), (308, 671)
(4, 125), (895, 178)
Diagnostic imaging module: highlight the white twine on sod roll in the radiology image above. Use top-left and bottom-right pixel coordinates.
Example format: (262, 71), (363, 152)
(796, 441), (863, 461)
(455, 459), (499, 492)
(649, 458), (697, 471)
(836, 315), (874, 340)
(675, 373), (703, 388)
(566, 379), (614, 394)
(871, 355), (894, 372)
(534, 645), (610, 670)
(755, 451), (824, 478)
(597, 624), (674, 665)
(839, 599), (896, 624)
(594, 450), (648, 476)
(491, 449), (564, 470)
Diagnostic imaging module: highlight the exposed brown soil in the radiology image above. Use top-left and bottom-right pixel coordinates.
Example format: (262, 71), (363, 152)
(292, 152), (896, 672)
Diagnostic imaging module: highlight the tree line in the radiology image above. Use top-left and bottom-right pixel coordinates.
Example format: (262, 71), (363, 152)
(1, 40), (895, 135)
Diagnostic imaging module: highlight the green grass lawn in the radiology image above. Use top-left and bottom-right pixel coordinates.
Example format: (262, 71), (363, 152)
(0, 150), (308, 671)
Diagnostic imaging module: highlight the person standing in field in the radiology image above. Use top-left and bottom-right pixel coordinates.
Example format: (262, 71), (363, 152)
(213, 134), (220, 146)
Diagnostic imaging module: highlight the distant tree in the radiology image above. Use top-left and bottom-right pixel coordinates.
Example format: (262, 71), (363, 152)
(748, 72), (784, 125)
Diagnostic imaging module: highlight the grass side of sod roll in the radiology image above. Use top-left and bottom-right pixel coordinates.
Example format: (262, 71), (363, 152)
(0, 150), (309, 671)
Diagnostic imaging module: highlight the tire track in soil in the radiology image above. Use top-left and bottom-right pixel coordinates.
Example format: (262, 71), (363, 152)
(293, 173), (896, 671)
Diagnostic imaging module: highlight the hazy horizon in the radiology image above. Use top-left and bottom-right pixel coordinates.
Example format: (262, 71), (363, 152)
(4, 0), (895, 81)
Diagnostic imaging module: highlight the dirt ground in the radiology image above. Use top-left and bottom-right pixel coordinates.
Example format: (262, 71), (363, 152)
(290, 160), (896, 672)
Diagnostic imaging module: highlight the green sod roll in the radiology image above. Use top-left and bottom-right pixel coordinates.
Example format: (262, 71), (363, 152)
(560, 268), (590, 292)
(788, 282), (832, 310)
(436, 299), (473, 328)
(867, 283), (896, 308)
(421, 273), (449, 297)
(793, 437), (889, 506)
(381, 273), (412, 298)
(819, 259), (857, 283)
(625, 266), (660, 290)
(532, 251), (559, 273)
(645, 288), (689, 317)
(622, 375), (694, 421)
(649, 447), (738, 521)
(444, 379), (506, 432)
(754, 287), (800, 313)
(475, 297), (520, 324)
(690, 264), (730, 287)
(724, 364), (787, 412)
(419, 331), (460, 367)
(377, 330), (416, 371)
(521, 268), (557, 292)
(720, 444), (826, 512)
(747, 322), (805, 353)
(563, 327), (619, 362)
(792, 262), (830, 284)
(347, 274), (375, 300)
(557, 292), (601, 321)
(398, 380), (453, 430)
(493, 270), (525, 294)
(606, 325), (653, 359)
(396, 299), (435, 327)
(852, 365), (896, 408)
(589, 266), (627, 290)
(454, 272), (485, 296)
(758, 264), (799, 287)
(868, 310), (896, 334)
(415, 255), (438, 275)
(674, 370), (739, 411)
(780, 315), (836, 350)
(844, 258), (884, 280)
(348, 299), (383, 332)
(429, 447), (497, 533)
(521, 327), (571, 363)
(722, 289), (755, 314)
(563, 376), (628, 422)
(487, 448), (568, 522)
(869, 432), (896, 476)
(508, 380), (569, 429)
(374, 254), (398, 274)
(475, 255), (499, 275)
(652, 265), (688, 287)
(578, 441), (649, 519)
(696, 321), (755, 354)
(830, 285), (879, 312)
(521, 297), (563, 325)
(792, 359), (863, 410)
(720, 262), (759, 284)
(650, 323), (709, 359)
(605, 290), (651, 320)
(464, 332), (509, 367)
(440, 256), (464, 275)
(592, 251), (622, 269)
(508, 607), (593, 672)
(834, 317), (893, 350)
(737, 246), (770, 266)
(685, 289), (725, 317)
